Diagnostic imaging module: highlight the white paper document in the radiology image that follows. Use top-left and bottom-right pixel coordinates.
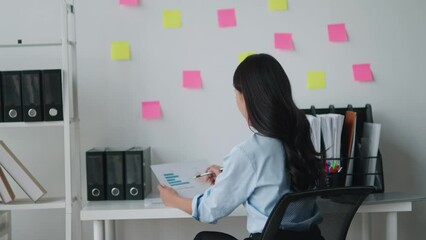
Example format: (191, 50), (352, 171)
(151, 161), (211, 198)
(143, 192), (164, 207)
(318, 114), (345, 159)
(361, 122), (381, 186)
(306, 114), (322, 153)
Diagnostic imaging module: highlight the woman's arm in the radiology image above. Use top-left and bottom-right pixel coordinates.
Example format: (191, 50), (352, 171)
(157, 164), (223, 214)
(157, 185), (193, 214)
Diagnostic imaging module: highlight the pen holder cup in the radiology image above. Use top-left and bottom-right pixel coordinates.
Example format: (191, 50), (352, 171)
(323, 158), (344, 188)
(325, 172), (344, 188)
(323, 155), (384, 193)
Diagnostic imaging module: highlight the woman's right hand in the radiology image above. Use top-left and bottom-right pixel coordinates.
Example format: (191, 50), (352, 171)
(203, 165), (222, 185)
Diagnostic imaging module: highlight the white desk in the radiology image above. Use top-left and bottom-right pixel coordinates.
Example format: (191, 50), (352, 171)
(80, 192), (426, 240)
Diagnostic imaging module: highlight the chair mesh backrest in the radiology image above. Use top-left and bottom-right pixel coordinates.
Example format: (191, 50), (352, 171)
(259, 187), (374, 240)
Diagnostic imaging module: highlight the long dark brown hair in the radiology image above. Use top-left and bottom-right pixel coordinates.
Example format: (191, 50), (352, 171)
(233, 53), (324, 192)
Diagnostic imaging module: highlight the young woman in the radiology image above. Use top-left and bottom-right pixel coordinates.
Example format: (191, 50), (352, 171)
(157, 53), (325, 240)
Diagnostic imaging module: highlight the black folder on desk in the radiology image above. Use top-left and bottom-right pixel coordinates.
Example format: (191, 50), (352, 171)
(1, 71), (23, 122)
(21, 70), (43, 121)
(124, 147), (151, 200)
(105, 149), (125, 200)
(86, 148), (106, 201)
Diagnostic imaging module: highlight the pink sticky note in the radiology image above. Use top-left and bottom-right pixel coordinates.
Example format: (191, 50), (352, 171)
(183, 70), (202, 89)
(141, 101), (162, 119)
(119, 0), (139, 6)
(217, 9), (236, 28)
(328, 23), (348, 42)
(274, 33), (293, 50)
(353, 64), (373, 82)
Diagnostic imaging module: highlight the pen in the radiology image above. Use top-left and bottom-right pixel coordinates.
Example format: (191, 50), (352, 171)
(193, 168), (223, 178)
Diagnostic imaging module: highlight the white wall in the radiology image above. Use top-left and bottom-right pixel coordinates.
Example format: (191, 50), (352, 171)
(74, 0), (424, 239)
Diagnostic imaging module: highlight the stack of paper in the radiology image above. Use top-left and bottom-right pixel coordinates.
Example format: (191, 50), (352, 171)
(306, 115), (321, 153)
(318, 114), (345, 173)
(143, 192), (164, 207)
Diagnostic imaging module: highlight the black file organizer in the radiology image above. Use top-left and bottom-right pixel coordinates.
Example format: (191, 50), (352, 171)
(302, 104), (385, 193)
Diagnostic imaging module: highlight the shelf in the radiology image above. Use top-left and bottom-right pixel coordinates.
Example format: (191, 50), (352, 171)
(0, 121), (64, 128)
(0, 41), (61, 48)
(0, 41), (76, 48)
(0, 197), (66, 211)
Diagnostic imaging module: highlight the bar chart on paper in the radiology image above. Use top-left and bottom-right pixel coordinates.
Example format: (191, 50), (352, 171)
(163, 173), (190, 187)
(151, 161), (211, 198)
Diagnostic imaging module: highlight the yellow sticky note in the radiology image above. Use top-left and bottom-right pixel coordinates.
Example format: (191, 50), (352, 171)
(269, 0), (288, 11)
(307, 71), (326, 89)
(163, 10), (182, 28)
(238, 52), (256, 63)
(111, 42), (130, 60)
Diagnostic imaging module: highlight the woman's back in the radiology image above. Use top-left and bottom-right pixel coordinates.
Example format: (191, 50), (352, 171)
(233, 134), (321, 233)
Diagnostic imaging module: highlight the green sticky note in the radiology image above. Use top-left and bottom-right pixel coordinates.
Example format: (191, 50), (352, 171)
(163, 10), (182, 28)
(307, 71), (326, 89)
(111, 42), (130, 60)
(269, 0), (288, 11)
(238, 52), (256, 63)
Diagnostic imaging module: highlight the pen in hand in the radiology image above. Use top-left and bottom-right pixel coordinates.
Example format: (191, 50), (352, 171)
(193, 168), (223, 179)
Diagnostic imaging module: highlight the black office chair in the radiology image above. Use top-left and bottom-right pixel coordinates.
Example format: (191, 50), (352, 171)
(259, 186), (374, 240)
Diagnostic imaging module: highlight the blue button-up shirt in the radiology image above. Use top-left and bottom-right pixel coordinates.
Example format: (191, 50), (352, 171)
(192, 134), (322, 233)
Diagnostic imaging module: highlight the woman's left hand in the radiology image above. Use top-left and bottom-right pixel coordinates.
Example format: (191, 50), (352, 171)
(157, 184), (179, 207)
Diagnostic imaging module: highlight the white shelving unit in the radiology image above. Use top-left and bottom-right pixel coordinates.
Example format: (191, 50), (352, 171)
(0, 1), (80, 240)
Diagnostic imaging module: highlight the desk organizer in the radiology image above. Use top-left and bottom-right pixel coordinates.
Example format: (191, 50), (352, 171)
(302, 104), (385, 193)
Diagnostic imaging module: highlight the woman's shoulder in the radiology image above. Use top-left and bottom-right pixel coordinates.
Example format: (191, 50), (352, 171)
(235, 134), (283, 156)
(224, 134), (284, 176)
(239, 133), (281, 147)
